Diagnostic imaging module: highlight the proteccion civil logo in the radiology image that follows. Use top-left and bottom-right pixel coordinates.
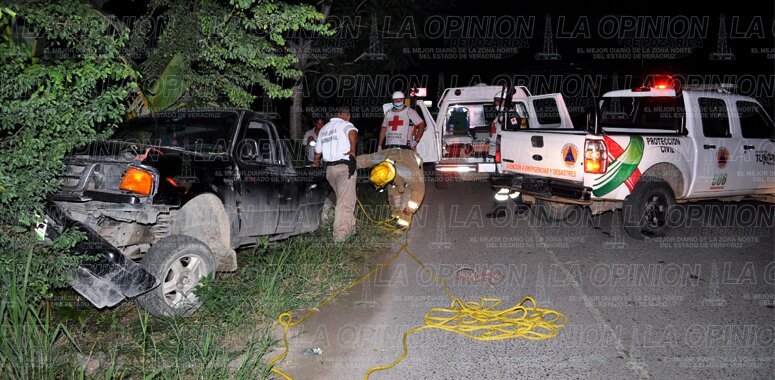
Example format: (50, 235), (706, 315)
(717, 147), (729, 169)
(561, 143), (579, 167)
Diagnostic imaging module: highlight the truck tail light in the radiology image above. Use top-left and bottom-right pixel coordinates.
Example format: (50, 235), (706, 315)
(584, 139), (607, 174)
(120, 167), (154, 196)
(490, 122), (496, 137)
(495, 135), (501, 163)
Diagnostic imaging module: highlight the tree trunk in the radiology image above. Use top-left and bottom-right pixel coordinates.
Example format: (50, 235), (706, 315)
(290, 78), (304, 140)
(288, 1), (331, 140)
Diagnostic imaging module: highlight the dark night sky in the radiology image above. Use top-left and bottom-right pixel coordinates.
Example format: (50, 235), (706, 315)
(104, 0), (775, 127)
(424, 1), (775, 89)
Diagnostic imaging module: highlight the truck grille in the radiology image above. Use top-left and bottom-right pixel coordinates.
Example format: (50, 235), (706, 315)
(59, 162), (93, 191)
(55, 159), (132, 200)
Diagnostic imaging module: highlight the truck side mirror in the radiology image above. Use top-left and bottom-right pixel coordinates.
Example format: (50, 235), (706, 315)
(239, 139), (260, 161)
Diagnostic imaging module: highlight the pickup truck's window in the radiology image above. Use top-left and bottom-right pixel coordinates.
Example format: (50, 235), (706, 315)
(699, 97), (731, 138)
(113, 112), (235, 153)
(532, 98), (561, 125)
(600, 96), (684, 131)
(737, 101), (774, 139)
(240, 121), (279, 165)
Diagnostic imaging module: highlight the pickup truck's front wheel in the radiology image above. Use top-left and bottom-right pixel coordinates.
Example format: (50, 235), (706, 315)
(137, 235), (215, 317)
(622, 178), (676, 240)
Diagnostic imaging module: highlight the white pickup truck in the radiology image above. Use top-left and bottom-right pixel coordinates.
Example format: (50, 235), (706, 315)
(412, 84), (530, 179)
(495, 84), (775, 239)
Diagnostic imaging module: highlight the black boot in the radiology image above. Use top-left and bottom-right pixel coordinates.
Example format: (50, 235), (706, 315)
(486, 205), (507, 218)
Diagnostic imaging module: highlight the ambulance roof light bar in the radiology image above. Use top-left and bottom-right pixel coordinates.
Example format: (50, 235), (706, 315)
(632, 74), (682, 95)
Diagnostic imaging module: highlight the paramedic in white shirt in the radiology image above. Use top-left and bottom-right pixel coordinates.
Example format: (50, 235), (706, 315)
(378, 91), (426, 150)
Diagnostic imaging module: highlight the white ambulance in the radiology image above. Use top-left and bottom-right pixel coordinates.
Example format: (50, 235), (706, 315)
(409, 84), (530, 182)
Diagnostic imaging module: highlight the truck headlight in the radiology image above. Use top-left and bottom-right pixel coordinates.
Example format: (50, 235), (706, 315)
(120, 167), (155, 196)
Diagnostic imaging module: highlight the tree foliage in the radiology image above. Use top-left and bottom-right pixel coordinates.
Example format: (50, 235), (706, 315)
(0, 0), (135, 297)
(132, 0), (331, 110)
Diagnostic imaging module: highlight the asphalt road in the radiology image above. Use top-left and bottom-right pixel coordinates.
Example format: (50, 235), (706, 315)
(275, 180), (775, 379)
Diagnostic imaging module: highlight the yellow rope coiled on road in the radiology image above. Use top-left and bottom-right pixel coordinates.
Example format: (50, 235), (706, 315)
(269, 199), (569, 380)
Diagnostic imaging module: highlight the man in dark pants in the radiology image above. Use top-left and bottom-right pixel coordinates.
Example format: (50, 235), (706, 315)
(486, 91), (527, 218)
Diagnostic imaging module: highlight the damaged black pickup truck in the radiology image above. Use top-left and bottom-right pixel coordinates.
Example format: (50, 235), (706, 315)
(46, 109), (330, 316)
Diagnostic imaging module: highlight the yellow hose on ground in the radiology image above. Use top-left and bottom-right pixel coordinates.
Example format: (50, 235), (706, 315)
(268, 199), (569, 380)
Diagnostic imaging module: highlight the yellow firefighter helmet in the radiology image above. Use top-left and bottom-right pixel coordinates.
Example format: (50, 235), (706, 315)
(370, 160), (396, 189)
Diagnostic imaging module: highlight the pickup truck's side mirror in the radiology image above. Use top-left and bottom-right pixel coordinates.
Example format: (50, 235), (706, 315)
(239, 138), (260, 161)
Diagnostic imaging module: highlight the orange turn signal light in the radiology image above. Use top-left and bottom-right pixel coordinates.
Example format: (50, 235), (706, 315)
(120, 168), (154, 196)
(584, 159), (602, 173)
(584, 139), (608, 174)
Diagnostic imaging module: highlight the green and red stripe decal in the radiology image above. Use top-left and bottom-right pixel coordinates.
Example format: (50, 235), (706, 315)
(592, 136), (644, 197)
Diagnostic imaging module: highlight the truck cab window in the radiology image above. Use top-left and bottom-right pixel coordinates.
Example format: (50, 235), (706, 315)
(532, 97), (561, 125)
(699, 97), (731, 138)
(600, 96), (685, 131)
(241, 121), (279, 164)
(737, 101), (774, 139)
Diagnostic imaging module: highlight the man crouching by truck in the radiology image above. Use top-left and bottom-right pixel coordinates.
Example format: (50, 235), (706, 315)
(357, 148), (425, 228)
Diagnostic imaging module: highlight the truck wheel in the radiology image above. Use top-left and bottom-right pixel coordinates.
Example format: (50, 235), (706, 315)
(137, 235), (215, 317)
(530, 199), (578, 222)
(622, 178), (675, 240)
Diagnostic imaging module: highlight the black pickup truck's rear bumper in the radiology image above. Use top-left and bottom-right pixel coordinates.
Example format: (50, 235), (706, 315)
(45, 204), (159, 308)
(491, 173), (593, 202)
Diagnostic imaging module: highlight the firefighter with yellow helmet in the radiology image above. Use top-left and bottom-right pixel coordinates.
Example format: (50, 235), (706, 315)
(358, 148), (425, 228)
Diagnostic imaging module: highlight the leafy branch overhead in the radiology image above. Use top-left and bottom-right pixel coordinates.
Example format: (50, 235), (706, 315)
(0, 0), (135, 297)
(133, 0), (333, 111)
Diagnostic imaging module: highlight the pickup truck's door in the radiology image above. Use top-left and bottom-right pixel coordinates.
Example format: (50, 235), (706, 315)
(234, 119), (283, 239)
(414, 101), (439, 164)
(263, 121), (302, 234)
(732, 100), (775, 193)
(500, 94), (585, 182)
(525, 94), (574, 129)
(690, 96), (745, 196)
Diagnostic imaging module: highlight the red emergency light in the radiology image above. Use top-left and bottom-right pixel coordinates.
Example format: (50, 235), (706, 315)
(643, 74), (675, 90)
(410, 87), (427, 97)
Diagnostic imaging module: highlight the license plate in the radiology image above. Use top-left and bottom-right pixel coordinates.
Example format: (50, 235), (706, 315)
(477, 163), (496, 173)
(34, 218), (48, 241)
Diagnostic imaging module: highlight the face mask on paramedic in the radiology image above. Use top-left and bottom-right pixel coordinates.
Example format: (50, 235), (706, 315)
(391, 91), (406, 110)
